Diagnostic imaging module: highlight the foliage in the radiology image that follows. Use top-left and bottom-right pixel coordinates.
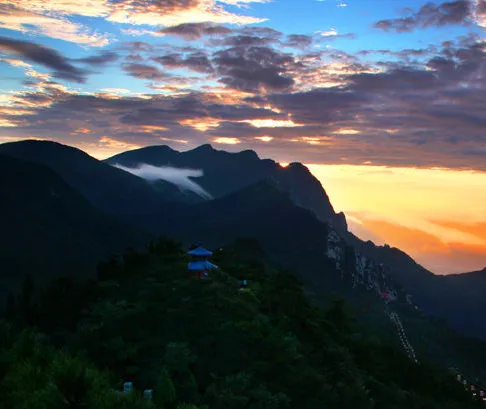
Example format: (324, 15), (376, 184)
(0, 237), (483, 409)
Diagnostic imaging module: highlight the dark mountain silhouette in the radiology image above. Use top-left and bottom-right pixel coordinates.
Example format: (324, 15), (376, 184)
(127, 180), (334, 276)
(0, 154), (149, 303)
(106, 145), (440, 304)
(428, 268), (486, 339)
(105, 144), (345, 229)
(108, 144), (486, 340)
(0, 140), (199, 215)
(2, 140), (486, 342)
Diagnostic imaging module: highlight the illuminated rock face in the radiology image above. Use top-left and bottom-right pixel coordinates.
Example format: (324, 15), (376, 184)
(325, 225), (417, 308)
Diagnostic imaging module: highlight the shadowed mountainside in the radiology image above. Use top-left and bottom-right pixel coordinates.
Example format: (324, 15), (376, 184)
(105, 144), (345, 230)
(0, 140), (201, 215)
(0, 154), (150, 302)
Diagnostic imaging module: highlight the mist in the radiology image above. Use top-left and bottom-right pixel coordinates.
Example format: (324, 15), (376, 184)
(114, 163), (213, 200)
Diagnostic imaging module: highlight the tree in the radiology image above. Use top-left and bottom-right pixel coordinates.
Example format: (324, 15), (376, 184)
(155, 367), (177, 409)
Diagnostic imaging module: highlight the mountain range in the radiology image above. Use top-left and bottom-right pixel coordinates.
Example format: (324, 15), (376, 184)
(1, 139), (486, 353)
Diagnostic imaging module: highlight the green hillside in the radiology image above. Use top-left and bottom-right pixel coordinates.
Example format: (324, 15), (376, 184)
(1, 238), (482, 409)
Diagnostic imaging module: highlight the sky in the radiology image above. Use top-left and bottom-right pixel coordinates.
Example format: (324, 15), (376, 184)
(0, 0), (485, 274)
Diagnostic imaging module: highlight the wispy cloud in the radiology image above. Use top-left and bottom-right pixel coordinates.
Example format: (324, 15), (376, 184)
(0, 4), (110, 47)
(0, 36), (88, 82)
(114, 163), (213, 199)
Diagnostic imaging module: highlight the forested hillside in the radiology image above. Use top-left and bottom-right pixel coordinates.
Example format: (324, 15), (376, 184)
(1, 238), (481, 409)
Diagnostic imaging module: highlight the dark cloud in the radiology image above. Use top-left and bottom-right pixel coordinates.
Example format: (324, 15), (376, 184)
(159, 22), (232, 40)
(284, 34), (314, 49)
(122, 63), (168, 80)
(75, 51), (120, 66)
(374, 0), (471, 32)
(217, 35), (276, 47)
(265, 87), (369, 124)
(109, 0), (200, 14)
(213, 46), (296, 92)
(0, 36), (86, 82)
(153, 52), (214, 74)
(348, 68), (438, 92)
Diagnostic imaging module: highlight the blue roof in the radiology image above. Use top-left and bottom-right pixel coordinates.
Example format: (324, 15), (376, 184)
(188, 260), (217, 271)
(188, 246), (213, 256)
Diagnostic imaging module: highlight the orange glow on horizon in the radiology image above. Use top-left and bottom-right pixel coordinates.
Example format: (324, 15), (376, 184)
(308, 163), (486, 274)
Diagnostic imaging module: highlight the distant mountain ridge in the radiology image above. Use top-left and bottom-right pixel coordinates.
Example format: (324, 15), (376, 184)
(105, 144), (346, 230)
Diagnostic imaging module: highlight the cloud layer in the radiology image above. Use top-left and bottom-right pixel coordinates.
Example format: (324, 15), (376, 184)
(0, 0), (268, 46)
(114, 163), (213, 199)
(0, 0), (485, 171)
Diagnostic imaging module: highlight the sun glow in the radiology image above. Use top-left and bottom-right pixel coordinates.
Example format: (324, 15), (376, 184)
(244, 119), (301, 128)
(308, 164), (486, 274)
(212, 137), (241, 145)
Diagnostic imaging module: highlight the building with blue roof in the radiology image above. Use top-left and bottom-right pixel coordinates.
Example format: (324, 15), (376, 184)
(188, 242), (217, 279)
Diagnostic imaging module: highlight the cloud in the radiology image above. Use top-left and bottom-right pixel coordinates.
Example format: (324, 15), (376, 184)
(1, 28), (486, 172)
(213, 45), (296, 92)
(114, 163), (213, 199)
(153, 52), (214, 74)
(374, 0), (474, 32)
(159, 22), (232, 40)
(0, 0), (267, 45)
(0, 4), (110, 46)
(0, 37), (87, 82)
(349, 217), (486, 274)
(106, 0), (267, 27)
(122, 62), (168, 80)
(75, 51), (120, 66)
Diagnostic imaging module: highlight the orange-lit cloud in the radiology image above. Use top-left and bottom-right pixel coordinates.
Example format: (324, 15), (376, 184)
(347, 216), (486, 274)
(71, 127), (91, 135)
(212, 137), (241, 144)
(0, 0), (267, 47)
(243, 119), (301, 128)
(179, 118), (222, 132)
(430, 220), (486, 242)
(0, 5), (110, 46)
(255, 136), (273, 142)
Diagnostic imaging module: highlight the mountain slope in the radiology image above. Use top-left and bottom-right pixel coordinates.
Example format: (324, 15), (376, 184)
(3, 238), (481, 409)
(429, 268), (486, 339)
(0, 140), (181, 215)
(0, 154), (149, 301)
(105, 144), (344, 229)
(107, 143), (486, 338)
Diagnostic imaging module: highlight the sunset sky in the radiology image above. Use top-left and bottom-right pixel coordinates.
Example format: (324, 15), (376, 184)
(0, 0), (485, 274)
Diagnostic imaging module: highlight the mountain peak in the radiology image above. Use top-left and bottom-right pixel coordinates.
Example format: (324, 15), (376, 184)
(190, 144), (215, 153)
(1, 139), (92, 159)
(238, 149), (259, 160)
(287, 162), (309, 172)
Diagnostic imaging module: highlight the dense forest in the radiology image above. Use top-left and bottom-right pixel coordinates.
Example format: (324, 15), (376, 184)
(0, 237), (482, 409)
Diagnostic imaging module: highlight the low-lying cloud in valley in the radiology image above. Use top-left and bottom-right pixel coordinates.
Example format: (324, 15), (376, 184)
(114, 163), (213, 200)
